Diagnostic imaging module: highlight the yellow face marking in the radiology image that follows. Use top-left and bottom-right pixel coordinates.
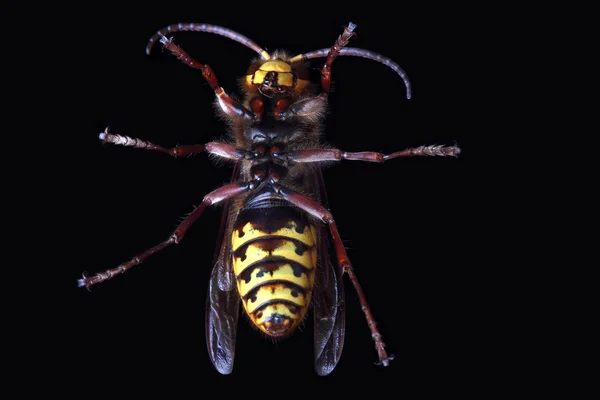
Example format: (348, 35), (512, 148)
(276, 73), (294, 87)
(237, 263), (311, 298)
(232, 221), (315, 250)
(260, 60), (292, 73)
(245, 60), (310, 91)
(252, 69), (268, 85)
(244, 284), (306, 314)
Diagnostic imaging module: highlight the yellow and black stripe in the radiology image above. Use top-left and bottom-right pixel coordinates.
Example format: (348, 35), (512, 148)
(232, 207), (317, 337)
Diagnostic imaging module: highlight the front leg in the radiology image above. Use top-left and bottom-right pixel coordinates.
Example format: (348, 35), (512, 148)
(99, 128), (248, 160)
(280, 144), (461, 163)
(156, 37), (255, 120)
(274, 185), (393, 367)
(319, 22), (357, 96)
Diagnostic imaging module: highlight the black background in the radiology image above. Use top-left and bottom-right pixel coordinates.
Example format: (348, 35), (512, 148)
(27, 1), (490, 396)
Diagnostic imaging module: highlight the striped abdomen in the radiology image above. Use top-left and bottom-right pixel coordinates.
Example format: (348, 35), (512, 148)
(232, 207), (317, 337)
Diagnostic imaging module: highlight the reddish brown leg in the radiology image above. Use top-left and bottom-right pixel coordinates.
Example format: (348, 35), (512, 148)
(78, 181), (256, 289)
(320, 22), (357, 95)
(157, 36), (254, 120)
(99, 128), (247, 160)
(284, 144), (461, 163)
(275, 185), (392, 366)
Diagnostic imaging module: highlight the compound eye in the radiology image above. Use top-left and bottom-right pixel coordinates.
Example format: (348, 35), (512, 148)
(246, 63), (260, 75)
(292, 64), (309, 80)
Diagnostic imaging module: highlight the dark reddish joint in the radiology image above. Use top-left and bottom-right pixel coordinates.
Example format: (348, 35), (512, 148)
(274, 98), (291, 119)
(249, 97), (264, 120)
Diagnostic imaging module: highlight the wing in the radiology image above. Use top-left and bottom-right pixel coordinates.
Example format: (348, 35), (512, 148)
(205, 161), (243, 375)
(310, 167), (346, 376)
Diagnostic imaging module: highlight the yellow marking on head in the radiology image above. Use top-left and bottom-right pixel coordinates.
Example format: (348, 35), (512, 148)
(244, 60), (310, 91)
(290, 54), (303, 63)
(244, 284), (306, 314)
(260, 60), (292, 73)
(252, 69), (268, 85)
(232, 222), (315, 250)
(237, 263), (311, 298)
(246, 61), (292, 87)
(277, 73), (294, 87)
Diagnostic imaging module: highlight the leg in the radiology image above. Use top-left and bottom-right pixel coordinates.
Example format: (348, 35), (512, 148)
(156, 37), (255, 120)
(275, 185), (393, 366)
(319, 22), (357, 96)
(78, 181), (255, 289)
(283, 144), (461, 163)
(99, 127), (248, 160)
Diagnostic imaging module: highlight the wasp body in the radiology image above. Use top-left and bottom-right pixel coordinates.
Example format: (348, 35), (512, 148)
(80, 22), (460, 376)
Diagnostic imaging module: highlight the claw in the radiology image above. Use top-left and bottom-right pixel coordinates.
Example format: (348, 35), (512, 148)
(78, 272), (90, 290)
(98, 127), (110, 141)
(159, 35), (172, 48)
(375, 353), (395, 367)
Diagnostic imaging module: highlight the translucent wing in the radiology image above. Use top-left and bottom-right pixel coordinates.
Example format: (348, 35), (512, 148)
(310, 168), (346, 376)
(205, 257), (239, 374)
(205, 162), (242, 374)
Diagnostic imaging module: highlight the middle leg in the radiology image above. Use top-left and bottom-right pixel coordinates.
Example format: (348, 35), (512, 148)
(99, 127), (250, 160)
(280, 144), (461, 163)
